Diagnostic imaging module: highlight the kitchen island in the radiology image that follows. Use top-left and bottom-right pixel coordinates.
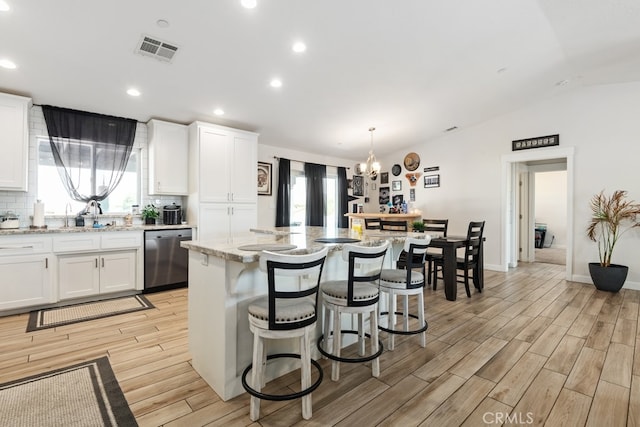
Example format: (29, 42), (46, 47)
(181, 226), (417, 401)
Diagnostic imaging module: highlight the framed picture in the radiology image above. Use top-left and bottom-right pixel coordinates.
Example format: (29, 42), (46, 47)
(424, 174), (440, 188)
(410, 188), (415, 201)
(392, 180), (402, 191)
(257, 162), (272, 195)
(352, 175), (364, 196)
(380, 172), (389, 184)
(379, 186), (390, 205)
(392, 194), (404, 206)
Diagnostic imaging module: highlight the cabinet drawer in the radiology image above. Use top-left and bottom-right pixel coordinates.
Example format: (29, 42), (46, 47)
(101, 232), (142, 249)
(53, 234), (101, 253)
(0, 236), (52, 255)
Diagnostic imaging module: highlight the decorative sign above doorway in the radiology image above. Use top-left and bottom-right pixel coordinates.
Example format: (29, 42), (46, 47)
(512, 134), (559, 151)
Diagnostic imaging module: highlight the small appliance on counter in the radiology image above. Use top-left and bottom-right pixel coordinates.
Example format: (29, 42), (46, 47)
(0, 211), (20, 229)
(162, 203), (182, 225)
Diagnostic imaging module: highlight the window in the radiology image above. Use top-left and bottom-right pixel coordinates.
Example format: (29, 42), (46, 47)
(37, 138), (140, 214)
(289, 163), (337, 227)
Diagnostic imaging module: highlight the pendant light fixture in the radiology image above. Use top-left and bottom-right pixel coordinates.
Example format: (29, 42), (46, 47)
(360, 127), (381, 178)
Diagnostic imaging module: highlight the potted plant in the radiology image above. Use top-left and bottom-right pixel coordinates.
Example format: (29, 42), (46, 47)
(412, 220), (425, 232)
(586, 190), (640, 292)
(141, 204), (159, 225)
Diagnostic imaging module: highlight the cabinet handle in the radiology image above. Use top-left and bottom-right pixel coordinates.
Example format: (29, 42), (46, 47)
(45, 258), (48, 269)
(0, 245), (35, 250)
(95, 258), (98, 268)
(101, 258), (105, 268)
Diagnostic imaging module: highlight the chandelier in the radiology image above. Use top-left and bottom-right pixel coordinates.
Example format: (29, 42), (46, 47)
(360, 127), (381, 178)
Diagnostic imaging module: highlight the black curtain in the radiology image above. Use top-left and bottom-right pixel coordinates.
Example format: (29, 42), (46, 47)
(304, 163), (326, 226)
(275, 158), (291, 227)
(337, 167), (349, 228)
(42, 105), (137, 203)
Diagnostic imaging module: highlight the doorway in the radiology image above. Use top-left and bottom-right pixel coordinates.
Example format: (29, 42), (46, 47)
(501, 147), (574, 280)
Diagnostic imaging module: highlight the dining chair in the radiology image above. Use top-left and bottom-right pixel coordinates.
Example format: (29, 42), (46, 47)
(433, 221), (485, 297)
(241, 247), (328, 421)
(379, 236), (431, 350)
(379, 220), (408, 231)
(364, 218), (382, 230)
(397, 219), (448, 285)
(318, 241), (390, 381)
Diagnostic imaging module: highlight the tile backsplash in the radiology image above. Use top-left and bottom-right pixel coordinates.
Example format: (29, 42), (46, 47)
(0, 105), (184, 228)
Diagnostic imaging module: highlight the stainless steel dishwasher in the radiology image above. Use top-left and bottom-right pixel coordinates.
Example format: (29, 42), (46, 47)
(144, 228), (192, 292)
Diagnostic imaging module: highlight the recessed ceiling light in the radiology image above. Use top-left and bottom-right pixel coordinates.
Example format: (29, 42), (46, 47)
(555, 79), (570, 87)
(270, 78), (282, 88)
(496, 67), (508, 74)
(0, 59), (16, 69)
(292, 42), (307, 53)
(0, 1), (10, 12)
(126, 88), (141, 97)
(213, 108), (225, 116)
(241, 0), (257, 9)
(156, 19), (170, 28)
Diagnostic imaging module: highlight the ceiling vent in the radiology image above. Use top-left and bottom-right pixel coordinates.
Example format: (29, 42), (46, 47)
(135, 35), (178, 63)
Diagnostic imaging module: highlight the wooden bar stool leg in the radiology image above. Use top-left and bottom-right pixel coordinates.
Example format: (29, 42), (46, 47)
(418, 293), (426, 348)
(371, 305), (380, 377)
(389, 289), (396, 351)
(250, 333), (263, 421)
(301, 329), (312, 419)
(331, 308), (341, 381)
(403, 295), (410, 331)
(322, 306), (331, 358)
(358, 313), (366, 356)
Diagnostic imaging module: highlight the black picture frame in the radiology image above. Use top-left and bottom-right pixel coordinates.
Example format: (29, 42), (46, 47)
(379, 186), (390, 205)
(380, 172), (389, 184)
(352, 175), (364, 196)
(257, 162), (272, 195)
(424, 174), (440, 188)
(512, 134), (559, 151)
(392, 194), (404, 206)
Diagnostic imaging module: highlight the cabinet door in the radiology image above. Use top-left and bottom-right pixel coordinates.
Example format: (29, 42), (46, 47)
(100, 251), (136, 293)
(0, 93), (30, 191)
(0, 255), (53, 311)
(230, 134), (257, 203)
(59, 255), (101, 300)
(148, 120), (188, 195)
(198, 204), (231, 241)
(229, 204), (257, 236)
(199, 127), (231, 203)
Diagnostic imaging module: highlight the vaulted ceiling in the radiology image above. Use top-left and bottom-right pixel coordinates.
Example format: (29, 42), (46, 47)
(1, 0), (639, 160)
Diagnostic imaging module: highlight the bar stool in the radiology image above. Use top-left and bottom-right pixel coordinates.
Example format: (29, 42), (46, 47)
(317, 241), (390, 381)
(241, 247), (328, 421)
(378, 237), (431, 350)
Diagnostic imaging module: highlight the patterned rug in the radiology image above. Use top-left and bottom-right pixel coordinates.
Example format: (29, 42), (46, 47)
(27, 295), (154, 332)
(0, 357), (137, 426)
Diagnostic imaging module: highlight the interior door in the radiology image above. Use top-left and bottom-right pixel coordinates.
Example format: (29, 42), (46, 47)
(518, 170), (532, 262)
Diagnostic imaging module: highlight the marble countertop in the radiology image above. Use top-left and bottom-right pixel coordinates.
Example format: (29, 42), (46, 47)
(0, 223), (194, 236)
(181, 226), (425, 263)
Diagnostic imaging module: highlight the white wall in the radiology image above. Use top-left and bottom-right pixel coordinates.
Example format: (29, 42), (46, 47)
(535, 170), (567, 249)
(375, 81), (640, 288)
(257, 144), (355, 228)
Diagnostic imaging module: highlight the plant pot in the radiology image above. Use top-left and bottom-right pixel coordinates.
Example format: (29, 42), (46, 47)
(588, 263), (628, 292)
(145, 217), (156, 225)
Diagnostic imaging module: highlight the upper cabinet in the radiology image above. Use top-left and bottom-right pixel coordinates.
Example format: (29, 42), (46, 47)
(189, 122), (258, 204)
(147, 119), (189, 195)
(0, 93), (31, 191)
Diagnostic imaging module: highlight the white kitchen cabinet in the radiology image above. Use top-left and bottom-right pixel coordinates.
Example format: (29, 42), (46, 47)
(58, 251), (136, 300)
(188, 121), (258, 240)
(0, 92), (31, 191)
(198, 203), (257, 241)
(0, 235), (54, 311)
(148, 119), (189, 195)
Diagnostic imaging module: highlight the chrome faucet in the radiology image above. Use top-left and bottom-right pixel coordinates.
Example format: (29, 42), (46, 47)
(64, 202), (72, 227)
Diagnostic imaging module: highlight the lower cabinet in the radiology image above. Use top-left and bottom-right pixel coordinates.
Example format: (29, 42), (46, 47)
(0, 254), (53, 311)
(58, 251), (137, 300)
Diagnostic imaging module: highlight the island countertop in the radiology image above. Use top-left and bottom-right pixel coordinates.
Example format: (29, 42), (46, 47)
(180, 226), (419, 263)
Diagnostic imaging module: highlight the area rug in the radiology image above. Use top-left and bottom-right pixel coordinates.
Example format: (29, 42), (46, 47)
(26, 295), (154, 332)
(0, 356), (137, 427)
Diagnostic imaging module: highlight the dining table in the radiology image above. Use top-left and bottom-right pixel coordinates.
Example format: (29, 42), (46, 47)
(429, 236), (484, 301)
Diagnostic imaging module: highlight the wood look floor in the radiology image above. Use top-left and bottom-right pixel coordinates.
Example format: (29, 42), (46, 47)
(2, 262), (640, 426)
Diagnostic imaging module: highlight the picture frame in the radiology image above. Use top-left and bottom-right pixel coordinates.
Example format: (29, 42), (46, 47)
(392, 180), (402, 191)
(410, 188), (415, 201)
(380, 172), (389, 184)
(352, 175), (364, 196)
(424, 174), (440, 188)
(257, 162), (272, 195)
(392, 194), (404, 206)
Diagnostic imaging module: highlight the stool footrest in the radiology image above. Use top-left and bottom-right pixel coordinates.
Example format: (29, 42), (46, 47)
(317, 330), (384, 363)
(378, 311), (429, 335)
(241, 353), (323, 401)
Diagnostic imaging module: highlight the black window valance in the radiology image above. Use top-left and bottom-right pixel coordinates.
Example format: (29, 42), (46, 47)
(42, 105), (137, 203)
